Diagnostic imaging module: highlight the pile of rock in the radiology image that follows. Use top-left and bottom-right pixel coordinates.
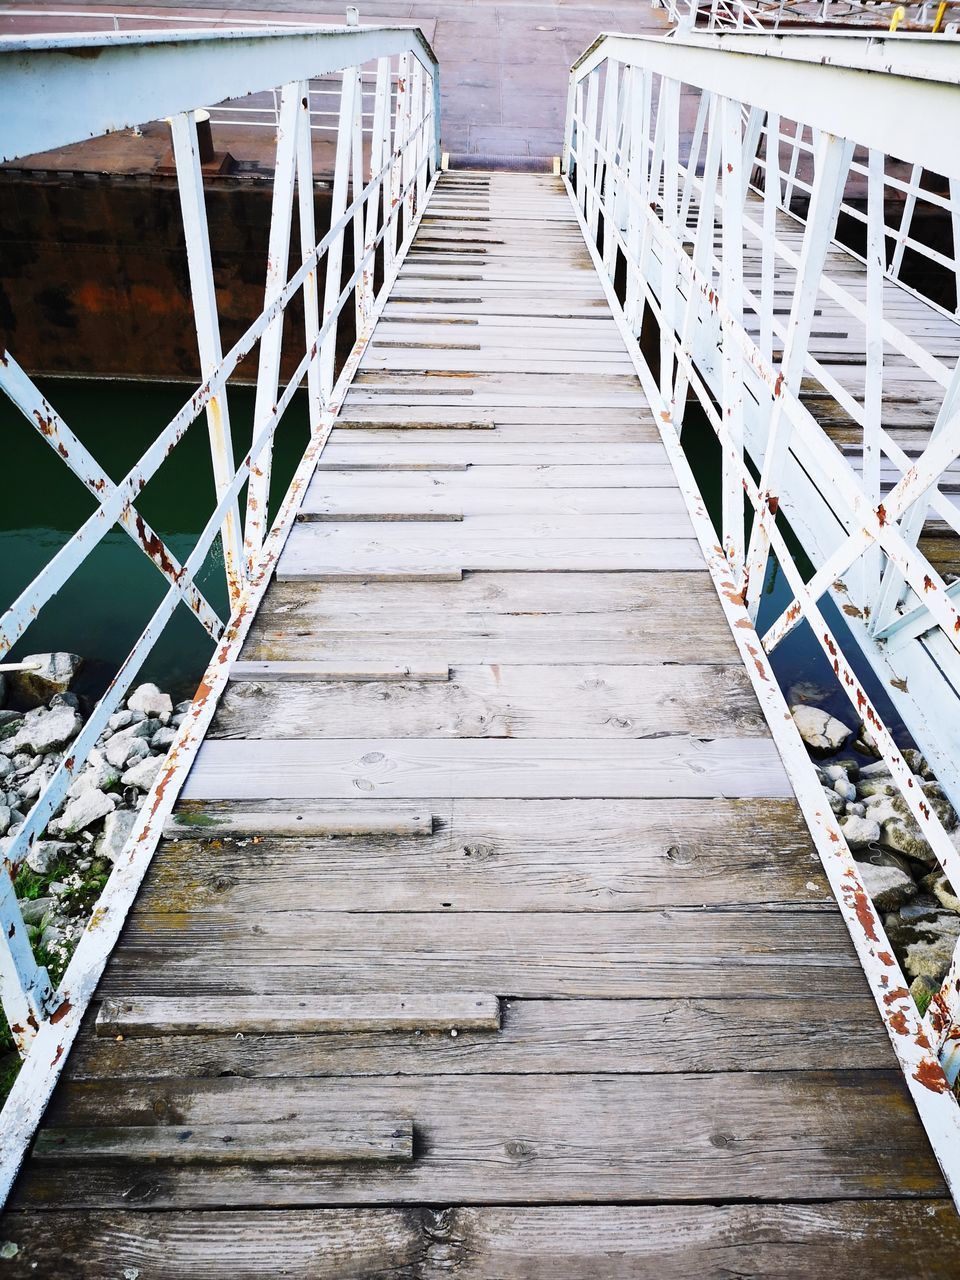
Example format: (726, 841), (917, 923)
(1, 654), (187, 973)
(792, 701), (960, 1011)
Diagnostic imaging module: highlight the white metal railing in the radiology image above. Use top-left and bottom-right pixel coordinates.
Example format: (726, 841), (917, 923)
(564, 29), (960, 1204)
(0, 18), (440, 1202)
(659, 0), (960, 32)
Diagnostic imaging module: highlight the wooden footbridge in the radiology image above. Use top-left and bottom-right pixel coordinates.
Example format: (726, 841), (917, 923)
(2, 20), (960, 1278)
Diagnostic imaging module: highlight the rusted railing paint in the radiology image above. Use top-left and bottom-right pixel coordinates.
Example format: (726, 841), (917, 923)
(0, 21), (440, 1206)
(564, 28), (960, 1205)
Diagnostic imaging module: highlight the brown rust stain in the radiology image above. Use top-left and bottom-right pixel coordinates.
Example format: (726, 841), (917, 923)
(913, 1059), (950, 1094)
(49, 999), (72, 1026)
(846, 874), (879, 942)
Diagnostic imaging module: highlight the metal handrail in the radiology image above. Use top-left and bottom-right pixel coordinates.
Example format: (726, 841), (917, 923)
(564, 28), (960, 1204)
(658, 0), (960, 32)
(0, 20), (440, 1204)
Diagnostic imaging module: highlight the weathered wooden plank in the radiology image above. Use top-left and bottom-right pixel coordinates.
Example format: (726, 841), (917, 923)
(33, 1119), (413, 1166)
(277, 531), (704, 576)
(211, 663), (766, 739)
(318, 442), (669, 466)
(67, 994), (889, 1082)
(161, 806), (433, 840)
(229, 660), (451, 682)
(300, 484), (686, 518)
(182, 736), (790, 800)
(244, 572), (740, 665)
(96, 993), (501, 1037)
(6, 1202), (960, 1279)
(100, 911), (865, 1000)
(21, 1072), (942, 1206)
(150, 798), (826, 913)
(297, 514), (695, 540)
(314, 463), (680, 486)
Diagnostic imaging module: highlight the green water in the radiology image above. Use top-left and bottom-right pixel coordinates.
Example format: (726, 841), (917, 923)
(1, 379), (309, 703)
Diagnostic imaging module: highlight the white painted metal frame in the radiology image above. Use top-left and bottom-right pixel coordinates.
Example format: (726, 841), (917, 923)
(0, 21), (440, 1205)
(565, 29), (960, 1205)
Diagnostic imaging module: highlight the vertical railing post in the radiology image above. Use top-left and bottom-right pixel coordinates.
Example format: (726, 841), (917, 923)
(319, 64), (359, 401)
(658, 76), (681, 403)
(295, 85), (323, 432)
(743, 131), (853, 617)
(414, 57), (428, 212)
(350, 64), (366, 334)
(720, 95), (746, 581)
(672, 92), (721, 424)
(759, 110), (780, 364)
(361, 55), (392, 334)
(398, 53), (415, 234)
(169, 109), (245, 605)
(244, 81), (302, 570)
(862, 146), (885, 603)
(583, 71), (600, 235)
(625, 67), (651, 333)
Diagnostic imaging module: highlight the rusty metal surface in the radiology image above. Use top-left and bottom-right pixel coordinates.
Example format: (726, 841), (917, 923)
(563, 30), (960, 1204)
(0, 21), (440, 1206)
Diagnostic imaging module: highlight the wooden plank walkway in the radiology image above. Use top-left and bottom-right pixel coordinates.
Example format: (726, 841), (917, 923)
(4, 170), (960, 1276)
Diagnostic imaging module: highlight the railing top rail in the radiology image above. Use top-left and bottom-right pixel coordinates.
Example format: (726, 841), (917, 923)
(567, 31), (960, 178)
(0, 22), (439, 162)
(570, 28), (960, 85)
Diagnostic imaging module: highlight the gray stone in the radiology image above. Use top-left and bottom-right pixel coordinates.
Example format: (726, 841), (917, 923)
(26, 839), (77, 874)
(17, 763), (55, 803)
(127, 682), (173, 720)
(885, 784), (958, 833)
(844, 802), (866, 819)
(790, 704), (852, 754)
(17, 896), (52, 925)
(825, 788), (845, 815)
(9, 705), (82, 756)
(0, 804), (10, 837)
(881, 818), (936, 865)
(895, 894), (943, 925)
(0, 713), (23, 749)
(52, 788), (116, 835)
(124, 739), (151, 767)
(174, 700), (194, 715)
(0, 756), (12, 782)
(858, 778), (896, 800)
(151, 726), (176, 752)
(66, 753), (120, 800)
(103, 724), (152, 770)
(924, 872), (960, 915)
(107, 709), (139, 732)
(840, 814), (881, 850)
(901, 748), (934, 780)
(833, 777), (857, 803)
(904, 918), (960, 983)
(49, 692), (79, 711)
(121, 753), (164, 791)
(40, 923), (63, 950)
(857, 860), (917, 912)
(853, 724), (882, 759)
(8, 652), (81, 710)
(859, 760), (893, 779)
(96, 808), (138, 864)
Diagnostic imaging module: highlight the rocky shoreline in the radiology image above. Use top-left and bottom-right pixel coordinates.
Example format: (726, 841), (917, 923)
(1, 654), (185, 1014)
(792, 700), (960, 1015)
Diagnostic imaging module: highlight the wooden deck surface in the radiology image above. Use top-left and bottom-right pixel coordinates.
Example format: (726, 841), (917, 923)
(4, 171), (960, 1277)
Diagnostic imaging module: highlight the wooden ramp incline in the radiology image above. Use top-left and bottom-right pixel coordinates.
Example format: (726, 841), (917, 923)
(4, 171), (960, 1276)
